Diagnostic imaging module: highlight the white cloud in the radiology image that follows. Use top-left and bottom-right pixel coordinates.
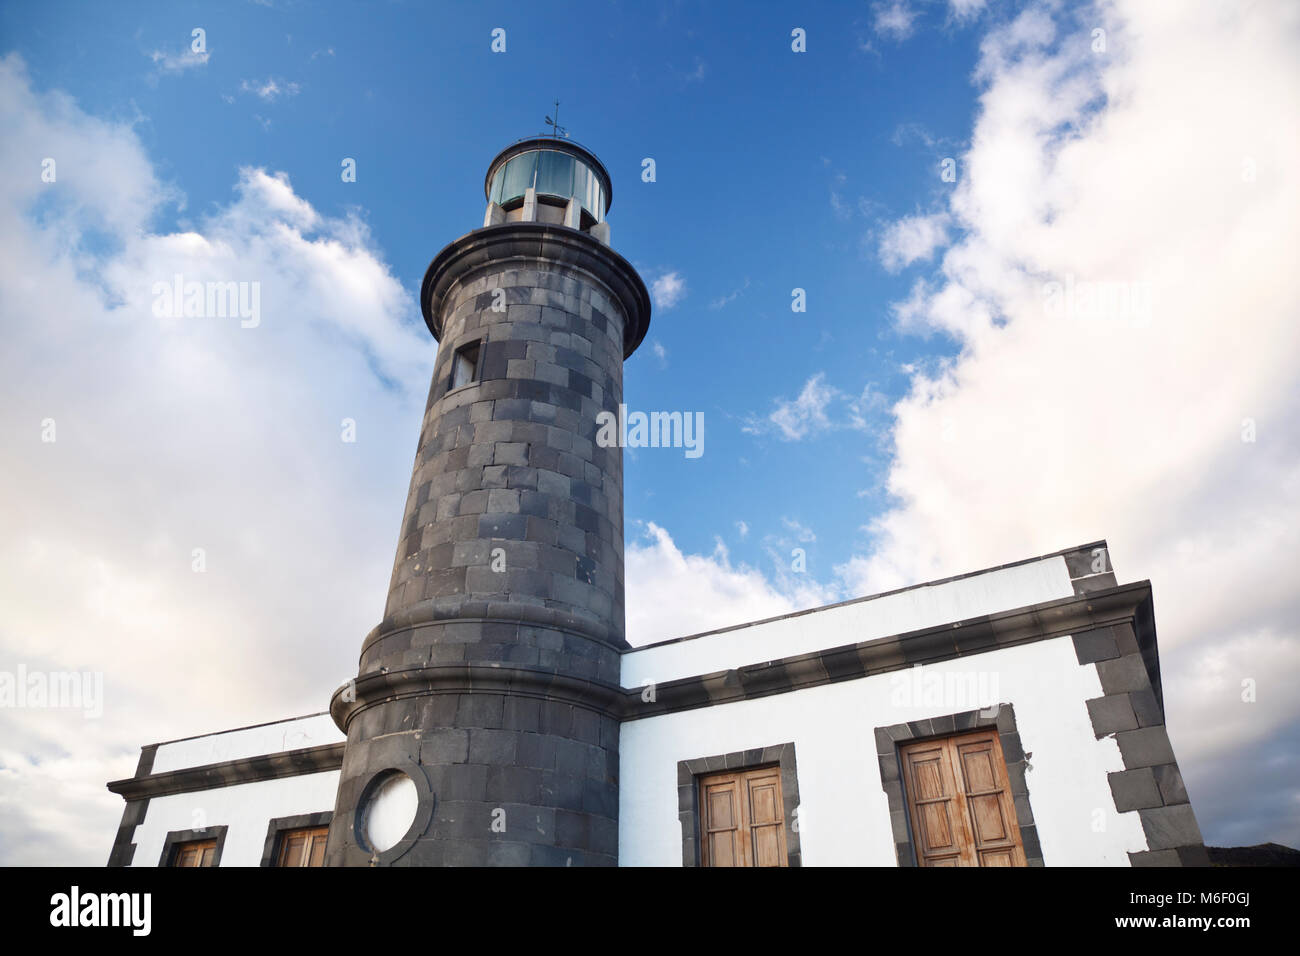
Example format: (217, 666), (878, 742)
(709, 277), (749, 310)
(625, 523), (830, 646)
(668, 58), (708, 87)
(891, 121), (944, 150)
(757, 373), (837, 440)
(650, 270), (686, 309)
(240, 77), (301, 101)
(949, 0), (987, 23)
(651, 340), (667, 366)
(745, 373), (883, 441)
(878, 212), (952, 271)
(150, 49), (209, 74)
(0, 54), (426, 863)
(846, 384), (890, 432)
(842, 1), (1300, 846)
(736, 520), (749, 538)
(874, 1), (918, 41)
(781, 518), (816, 543)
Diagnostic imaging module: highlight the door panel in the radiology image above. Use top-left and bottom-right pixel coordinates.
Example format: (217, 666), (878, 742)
(745, 769), (787, 868)
(699, 766), (788, 867)
(701, 775), (742, 867)
(170, 838), (217, 867)
(276, 825), (331, 867)
(900, 730), (1027, 868)
(902, 741), (974, 867)
(955, 735), (1027, 868)
(306, 829), (329, 867)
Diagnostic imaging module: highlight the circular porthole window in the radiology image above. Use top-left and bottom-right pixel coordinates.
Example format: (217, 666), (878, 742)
(359, 770), (418, 854)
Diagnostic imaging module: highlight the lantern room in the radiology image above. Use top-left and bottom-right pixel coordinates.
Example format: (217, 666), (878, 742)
(482, 137), (614, 243)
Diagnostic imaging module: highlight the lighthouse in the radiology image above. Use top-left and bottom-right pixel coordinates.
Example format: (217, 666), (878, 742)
(324, 135), (650, 866)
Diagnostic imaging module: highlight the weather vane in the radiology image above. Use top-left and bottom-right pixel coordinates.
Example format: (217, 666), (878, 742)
(545, 100), (568, 139)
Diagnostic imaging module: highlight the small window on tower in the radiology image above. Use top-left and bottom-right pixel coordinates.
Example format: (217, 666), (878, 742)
(449, 340), (480, 391)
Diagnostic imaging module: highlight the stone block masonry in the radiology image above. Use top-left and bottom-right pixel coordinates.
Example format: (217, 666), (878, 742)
(326, 195), (650, 867)
(382, 264), (631, 646)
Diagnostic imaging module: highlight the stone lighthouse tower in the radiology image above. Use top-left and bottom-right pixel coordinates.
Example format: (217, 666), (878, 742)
(324, 137), (650, 866)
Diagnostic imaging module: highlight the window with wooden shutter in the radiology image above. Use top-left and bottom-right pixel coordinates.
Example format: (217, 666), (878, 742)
(698, 766), (788, 867)
(169, 838), (218, 868)
(900, 729), (1026, 867)
(274, 825), (330, 867)
(449, 340), (481, 391)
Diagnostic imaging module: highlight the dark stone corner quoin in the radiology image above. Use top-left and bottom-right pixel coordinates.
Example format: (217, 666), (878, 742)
(323, 137), (650, 867)
(1069, 616), (1210, 867)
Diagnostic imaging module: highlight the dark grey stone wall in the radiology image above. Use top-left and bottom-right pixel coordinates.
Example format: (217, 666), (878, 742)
(327, 224), (648, 867)
(378, 262), (630, 646)
(106, 744), (156, 867)
(329, 692), (621, 866)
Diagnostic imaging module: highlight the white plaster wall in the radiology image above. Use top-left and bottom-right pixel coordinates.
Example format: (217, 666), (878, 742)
(622, 556), (1075, 687)
(131, 771), (340, 867)
(618, 635), (1148, 866)
(150, 712), (343, 773)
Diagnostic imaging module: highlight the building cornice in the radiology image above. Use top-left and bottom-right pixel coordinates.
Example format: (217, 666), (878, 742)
(619, 581), (1157, 721)
(106, 742), (344, 801)
(624, 539), (1113, 654)
(106, 584), (1159, 798)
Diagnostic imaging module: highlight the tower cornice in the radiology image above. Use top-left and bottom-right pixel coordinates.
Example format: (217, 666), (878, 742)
(329, 663), (625, 736)
(420, 222), (651, 359)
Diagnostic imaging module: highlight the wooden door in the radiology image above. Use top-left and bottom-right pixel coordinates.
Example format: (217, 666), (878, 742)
(171, 838), (218, 867)
(276, 825), (330, 867)
(900, 729), (1026, 868)
(699, 766), (788, 867)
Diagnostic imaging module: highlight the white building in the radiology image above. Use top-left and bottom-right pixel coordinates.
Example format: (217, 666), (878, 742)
(108, 539), (1207, 867)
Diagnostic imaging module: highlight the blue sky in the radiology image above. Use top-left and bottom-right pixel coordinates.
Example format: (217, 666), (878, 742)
(1, 0), (1297, 863)
(3, 0), (989, 581)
